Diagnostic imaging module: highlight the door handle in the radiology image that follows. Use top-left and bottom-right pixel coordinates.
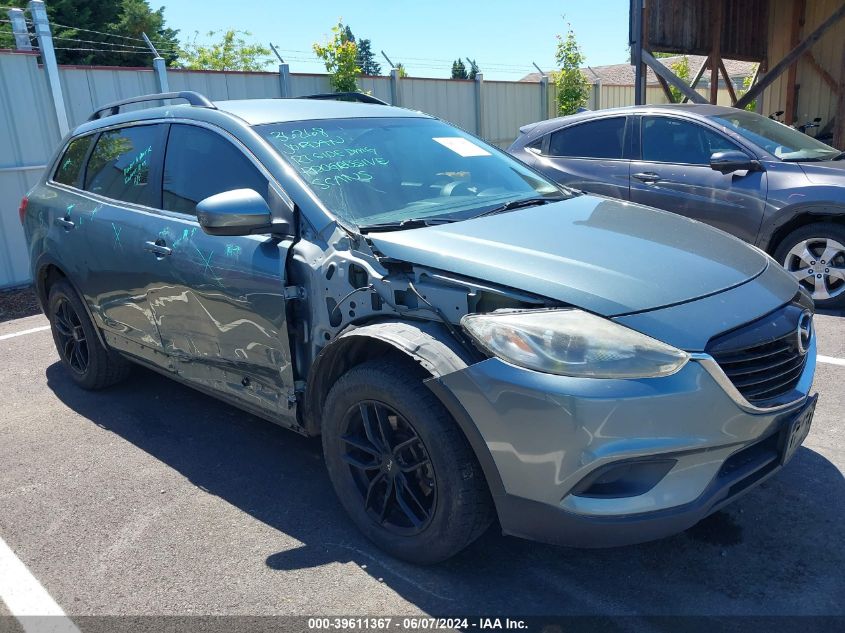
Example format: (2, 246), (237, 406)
(144, 240), (172, 258)
(632, 172), (661, 183)
(55, 216), (75, 230)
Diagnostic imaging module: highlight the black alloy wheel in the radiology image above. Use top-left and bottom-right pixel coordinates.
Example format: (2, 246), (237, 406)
(322, 359), (493, 563)
(47, 279), (131, 390)
(53, 296), (89, 374)
(340, 400), (437, 535)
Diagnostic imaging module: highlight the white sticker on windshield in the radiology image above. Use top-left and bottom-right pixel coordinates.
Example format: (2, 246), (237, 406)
(432, 137), (491, 157)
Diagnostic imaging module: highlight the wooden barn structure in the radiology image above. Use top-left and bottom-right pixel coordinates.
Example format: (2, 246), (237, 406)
(629, 0), (845, 148)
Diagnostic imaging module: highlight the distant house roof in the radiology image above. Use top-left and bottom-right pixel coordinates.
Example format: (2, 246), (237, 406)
(520, 55), (756, 86)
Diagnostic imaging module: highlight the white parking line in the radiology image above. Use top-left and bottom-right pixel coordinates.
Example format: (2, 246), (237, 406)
(0, 536), (80, 633)
(818, 355), (845, 367)
(0, 325), (50, 341)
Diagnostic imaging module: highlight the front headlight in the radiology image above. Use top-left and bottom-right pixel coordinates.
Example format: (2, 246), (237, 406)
(461, 309), (689, 379)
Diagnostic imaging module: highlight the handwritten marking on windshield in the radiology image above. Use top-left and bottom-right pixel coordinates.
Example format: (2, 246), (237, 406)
(267, 129), (392, 190)
(310, 171), (374, 190)
(302, 157), (389, 177)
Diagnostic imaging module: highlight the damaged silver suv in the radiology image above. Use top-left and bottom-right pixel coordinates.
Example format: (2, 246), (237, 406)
(22, 91), (817, 563)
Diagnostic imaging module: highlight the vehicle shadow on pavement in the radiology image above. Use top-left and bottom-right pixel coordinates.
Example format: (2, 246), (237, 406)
(47, 362), (845, 616)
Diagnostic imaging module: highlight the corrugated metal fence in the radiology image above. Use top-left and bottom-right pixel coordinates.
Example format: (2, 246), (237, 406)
(0, 51), (558, 288)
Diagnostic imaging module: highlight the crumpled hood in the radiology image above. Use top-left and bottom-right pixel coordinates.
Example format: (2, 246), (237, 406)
(368, 195), (768, 316)
(798, 160), (845, 185)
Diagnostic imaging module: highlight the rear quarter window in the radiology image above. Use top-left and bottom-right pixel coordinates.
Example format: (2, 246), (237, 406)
(53, 135), (94, 187)
(84, 124), (163, 206)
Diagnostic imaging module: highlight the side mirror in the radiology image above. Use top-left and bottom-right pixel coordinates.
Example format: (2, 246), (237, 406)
(196, 188), (278, 236)
(709, 150), (762, 174)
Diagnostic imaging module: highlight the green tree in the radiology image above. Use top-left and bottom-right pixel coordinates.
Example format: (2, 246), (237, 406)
(466, 57), (480, 80)
(394, 62), (408, 78)
(335, 23), (380, 76)
(356, 38), (381, 76)
(554, 23), (590, 115)
(739, 63), (759, 111)
(178, 30), (271, 71)
(451, 59), (468, 79)
(0, 0), (180, 67)
(313, 20), (360, 92)
(667, 55), (690, 102)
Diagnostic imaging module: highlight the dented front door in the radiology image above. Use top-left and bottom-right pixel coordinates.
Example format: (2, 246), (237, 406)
(146, 216), (295, 419)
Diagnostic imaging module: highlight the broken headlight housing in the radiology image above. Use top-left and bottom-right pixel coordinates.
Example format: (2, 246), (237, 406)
(461, 309), (689, 379)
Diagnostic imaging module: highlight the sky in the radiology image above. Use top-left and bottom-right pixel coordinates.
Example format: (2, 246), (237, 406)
(159, 0), (631, 80)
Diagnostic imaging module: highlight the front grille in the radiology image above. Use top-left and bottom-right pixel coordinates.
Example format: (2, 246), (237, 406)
(706, 303), (811, 406)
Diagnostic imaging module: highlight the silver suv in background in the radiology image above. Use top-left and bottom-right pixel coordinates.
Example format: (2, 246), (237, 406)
(509, 104), (845, 310)
(22, 92), (817, 563)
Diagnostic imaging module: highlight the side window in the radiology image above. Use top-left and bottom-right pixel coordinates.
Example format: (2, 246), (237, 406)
(548, 117), (626, 159)
(641, 117), (740, 165)
(162, 124), (269, 215)
(54, 135), (94, 187)
(85, 125), (162, 205)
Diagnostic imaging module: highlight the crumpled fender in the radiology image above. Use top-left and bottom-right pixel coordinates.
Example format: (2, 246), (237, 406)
(302, 319), (474, 432)
(336, 319), (472, 376)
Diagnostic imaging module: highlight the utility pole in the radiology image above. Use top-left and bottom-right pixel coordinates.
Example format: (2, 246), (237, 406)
(270, 43), (291, 97)
(142, 32), (169, 93)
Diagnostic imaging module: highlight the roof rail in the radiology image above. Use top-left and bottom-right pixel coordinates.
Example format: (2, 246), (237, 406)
(88, 91), (216, 121)
(299, 92), (388, 106)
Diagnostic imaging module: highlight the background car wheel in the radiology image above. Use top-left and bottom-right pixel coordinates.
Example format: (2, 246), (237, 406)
(322, 358), (493, 564)
(47, 280), (131, 390)
(774, 223), (845, 310)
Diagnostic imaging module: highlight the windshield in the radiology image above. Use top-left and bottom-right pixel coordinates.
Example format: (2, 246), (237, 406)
(258, 117), (563, 228)
(707, 110), (838, 162)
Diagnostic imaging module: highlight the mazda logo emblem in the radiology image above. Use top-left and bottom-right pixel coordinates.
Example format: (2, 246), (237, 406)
(797, 310), (813, 356)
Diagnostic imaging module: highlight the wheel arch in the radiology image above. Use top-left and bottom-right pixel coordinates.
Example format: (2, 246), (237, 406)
(759, 203), (845, 254)
(34, 256), (108, 349)
(301, 319), (473, 437)
(302, 318), (507, 505)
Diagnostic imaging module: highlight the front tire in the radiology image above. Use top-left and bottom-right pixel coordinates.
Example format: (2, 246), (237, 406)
(47, 279), (131, 390)
(774, 222), (845, 310)
(322, 359), (492, 564)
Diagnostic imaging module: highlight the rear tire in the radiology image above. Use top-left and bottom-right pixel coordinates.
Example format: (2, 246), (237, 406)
(322, 359), (493, 564)
(774, 222), (845, 310)
(47, 279), (131, 390)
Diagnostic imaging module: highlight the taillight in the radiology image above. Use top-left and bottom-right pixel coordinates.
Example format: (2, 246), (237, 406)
(18, 196), (29, 224)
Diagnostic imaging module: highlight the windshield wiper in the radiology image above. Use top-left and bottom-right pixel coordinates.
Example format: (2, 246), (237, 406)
(359, 217), (456, 233)
(833, 151), (845, 161)
(471, 195), (565, 219)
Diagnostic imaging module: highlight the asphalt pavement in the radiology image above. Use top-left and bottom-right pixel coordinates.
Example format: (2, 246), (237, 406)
(0, 312), (843, 620)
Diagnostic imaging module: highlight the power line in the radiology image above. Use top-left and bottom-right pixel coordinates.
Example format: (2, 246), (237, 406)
(11, 18), (533, 71)
(282, 55), (530, 75)
(53, 46), (153, 55)
(50, 35), (153, 50)
(274, 47), (532, 70)
(49, 34), (181, 55)
(49, 21), (176, 48)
